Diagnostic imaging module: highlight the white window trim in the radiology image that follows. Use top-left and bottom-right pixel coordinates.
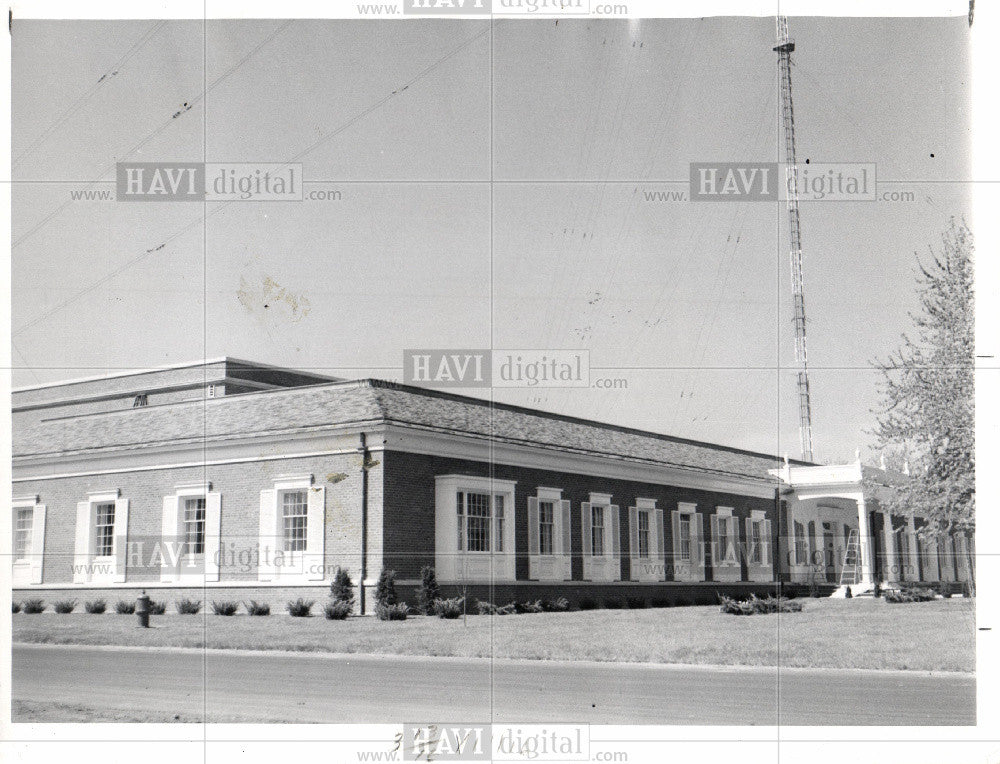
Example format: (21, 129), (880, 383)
(529, 487), (571, 582)
(73, 490), (127, 585)
(258, 474), (326, 583)
(12, 496), (45, 586)
(435, 475), (516, 583)
(672, 501), (704, 582)
(629, 499), (664, 582)
(161, 482), (222, 583)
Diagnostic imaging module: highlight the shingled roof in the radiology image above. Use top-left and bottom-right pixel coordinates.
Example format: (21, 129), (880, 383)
(14, 378), (806, 481)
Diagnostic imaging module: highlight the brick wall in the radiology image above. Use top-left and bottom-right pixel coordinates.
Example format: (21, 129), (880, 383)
(15, 452), (374, 588)
(381, 449), (778, 583)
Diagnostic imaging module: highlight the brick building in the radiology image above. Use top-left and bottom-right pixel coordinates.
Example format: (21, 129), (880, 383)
(11, 358), (972, 612)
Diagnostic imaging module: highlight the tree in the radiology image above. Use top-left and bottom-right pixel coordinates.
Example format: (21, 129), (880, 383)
(869, 219), (974, 539)
(375, 568), (398, 608)
(330, 567), (355, 607)
(417, 566), (441, 615)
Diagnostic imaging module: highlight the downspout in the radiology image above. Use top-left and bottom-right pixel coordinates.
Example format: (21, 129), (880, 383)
(359, 432), (369, 615)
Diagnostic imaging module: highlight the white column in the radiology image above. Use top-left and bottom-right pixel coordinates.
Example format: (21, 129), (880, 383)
(855, 492), (873, 585)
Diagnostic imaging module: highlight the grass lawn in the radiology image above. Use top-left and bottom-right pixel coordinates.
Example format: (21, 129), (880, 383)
(12, 597), (975, 672)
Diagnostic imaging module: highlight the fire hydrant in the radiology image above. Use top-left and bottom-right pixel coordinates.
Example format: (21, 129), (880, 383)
(136, 590), (151, 628)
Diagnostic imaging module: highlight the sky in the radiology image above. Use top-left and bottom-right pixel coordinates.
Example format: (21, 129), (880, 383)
(10, 16), (972, 463)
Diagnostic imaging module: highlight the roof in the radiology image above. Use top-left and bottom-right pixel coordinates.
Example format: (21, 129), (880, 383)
(13, 377), (810, 482)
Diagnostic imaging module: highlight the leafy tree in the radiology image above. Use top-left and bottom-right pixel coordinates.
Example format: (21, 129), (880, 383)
(869, 219), (974, 539)
(375, 568), (398, 608)
(417, 566), (441, 615)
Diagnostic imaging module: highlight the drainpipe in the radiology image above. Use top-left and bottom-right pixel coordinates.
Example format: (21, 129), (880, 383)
(359, 432), (369, 615)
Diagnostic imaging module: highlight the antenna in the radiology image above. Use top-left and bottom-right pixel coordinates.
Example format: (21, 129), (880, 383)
(774, 16), (815, 461)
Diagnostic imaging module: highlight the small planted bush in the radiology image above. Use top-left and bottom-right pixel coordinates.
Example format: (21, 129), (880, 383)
(212, 600), (240, 616)
(176, 598), (202, 615)
(83, 599), (105, 614)
(324, 600), (353, 620)
(245, 600), (271, 616)
(433, 597), (464, 619)
(602, 598), (624, 610)
(375, 568), (398, 607)
(287, 598), (314, 617)
(541, 597), (570, 612)
(150, 600), (167, 615)
(54, 599), (77, 614)
(12, 602), (22, 614)
(720, 593), (803, 615)
(418, 566), (442, 615)
(515, 599), (544, 614)
(578, 597), (599, 611)
(376, 602), (409, 621)
(115, 600), (135, 615)
(476, 600), (497, 615)
(330, 567), (356, 608)
(625, 596), (648, 610)
(22, 599), (46, 614)
(885, 586), (937, 604)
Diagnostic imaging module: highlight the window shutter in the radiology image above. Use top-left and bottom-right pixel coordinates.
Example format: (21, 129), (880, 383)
(711, 514), (721, 564)
(204, 493), (222, 582)
(671, 510), (681, 570)
(29, 505), (47, 584)
(160, 496), (180, 582)
(73, 501), (92, 583)
(745, 518), (754, 565)
(560, 499), (572, 579)
(654, 508), (665, 562)
(581, 502), (592, 558)
(306, 487), (326, 581)
(763, 519), (772, 566)
(610, 505), (620, 560)
(112, 498), (130, 583)
(528, 497), (540, 556)
(628, 507), (639, 559)
(690, 513), (703, 577)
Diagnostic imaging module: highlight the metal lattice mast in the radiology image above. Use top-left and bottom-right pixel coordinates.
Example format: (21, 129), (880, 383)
(774, 16), (815, 461)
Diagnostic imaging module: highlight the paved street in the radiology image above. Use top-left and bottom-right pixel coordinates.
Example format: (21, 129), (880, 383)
(12, 644), (975, 725)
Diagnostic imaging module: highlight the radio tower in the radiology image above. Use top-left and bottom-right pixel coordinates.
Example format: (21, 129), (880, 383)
(774, 16), (815, 461)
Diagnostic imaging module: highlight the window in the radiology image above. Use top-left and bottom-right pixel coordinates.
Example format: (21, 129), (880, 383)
(456, 491), (506, 553)
(794, 521), (807, 564)
(282, 490), (308, 552)
(678, 515), (692, 561)
(95, 502), (115, 557)
(591, 505), (605, 556)
(14, 507), (33, 560)
(637, 510), (650, 558)
(539, 501), (555, 555)
(715, 515), (732, 563)
(183, 497), (206, 555)
(494, 495), (504, 553)
(466, 492), (491, 552)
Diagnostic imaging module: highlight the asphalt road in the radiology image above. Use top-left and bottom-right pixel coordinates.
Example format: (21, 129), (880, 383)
(11, 645), (975, 725)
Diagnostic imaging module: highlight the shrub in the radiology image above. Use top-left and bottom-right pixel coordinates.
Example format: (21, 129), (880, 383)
(12, 602), (21, 614)
(720, 593), (803, 615)
(245, 600), (271, 616)
(418, 566), (442, 615)
(212, 600), (239, 616)
(514, 599), (543, 614)
(433, 597), (464, 619)
(375, 569), (398, 607)
(376, 602), (409, 621)
(496, 602), (517, 616)
(884, 586), (937, 604)
(626, 596), (648, 609)
(22, 599), (46, 614)
(650, 598), (673, 608)
(578, 597), (599, 611)
(541, 597), (570, 612)
(324, 600), (353, 620)
(54, 599), (77, 614)
(150, 600), (167, 615)
(84, 599), (107, 614)
(114, 600), (135, 615)
(476, 600), (497, 615)
(330, 567), (356, 607)
(176, 598), (202, 615)
(286, 598), (314, 617)
(602, 598), (624, 610)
